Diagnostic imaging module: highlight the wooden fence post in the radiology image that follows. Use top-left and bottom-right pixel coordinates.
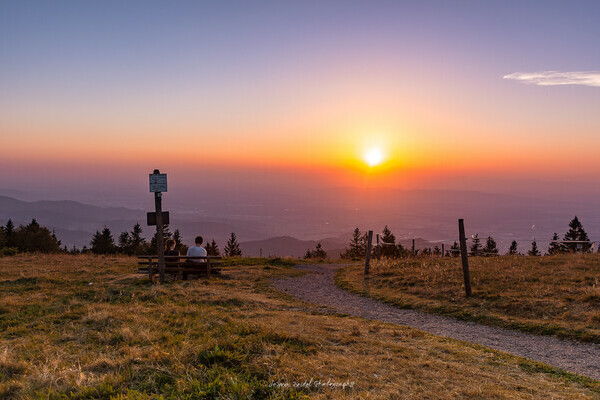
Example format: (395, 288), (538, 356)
(364, 230), (373, 275)
(412, 239), (415, 256)
(441, 243), (445, 257)
(458, 219), (472, 297)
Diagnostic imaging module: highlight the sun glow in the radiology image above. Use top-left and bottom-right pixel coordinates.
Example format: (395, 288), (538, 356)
(363, 148), (385, 167)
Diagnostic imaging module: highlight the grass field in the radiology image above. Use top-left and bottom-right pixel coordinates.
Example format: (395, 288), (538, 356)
(1, 254), (599, 399)
(336, 254), (600, 343)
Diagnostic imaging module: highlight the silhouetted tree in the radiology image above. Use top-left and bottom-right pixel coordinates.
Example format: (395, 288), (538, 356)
(12, 219), (61, 253)
(528, 240), (541, 256)
(508, 240), (519, 255)
(4, 219), (14, 247)
(224, 232), (242, 257)
(305, 242), (327, 259)
(129, 223), (148, 255)
(380, 225), (398, 258)
(449, 241), (460, 257)
(341, 227), (367, 260)
(206, 239), (220, 257)
(433, 246), (441, 256)
(118, 231), (132, 255)
(483, 236), (498, 255)
(469, 234), (482, 256)
(563, 216), (590, 252)
(91, 227), (116, 254)
(547, 233), (564, 255)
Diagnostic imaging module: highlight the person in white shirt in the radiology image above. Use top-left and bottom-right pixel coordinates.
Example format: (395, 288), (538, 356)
(186, 236), (207, 261)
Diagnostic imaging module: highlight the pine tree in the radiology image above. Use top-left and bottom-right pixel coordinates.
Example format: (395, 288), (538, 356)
(380, 225), (398, 258)
(342, 228), (367, 260)
(206, 239), (220, 257)
(224, 232), (242, 257)
(528, 240), (541, 256)
(91, 227), (116, 254)
(312, 243), (328, 259)
(0, 226), (6, 249)
(304, 249), (313, 259)
(12, 219), (61, 253)
(563, 216), (591, 252)
(508, 240), (519, 255)
(129, 223), (147, 255)
(118, 231), (132, 255)
(5, 219), (14, 247)
(433, 246), (441, 256)
(547, 233), (564, 255)
(173, 229), (183, 250)
(469, 234), (482, 256)
(482, 236), (498, 255)
(449, 241), (460, 257)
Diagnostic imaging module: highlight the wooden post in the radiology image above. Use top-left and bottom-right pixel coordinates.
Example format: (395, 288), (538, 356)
(155, 190), (165, 283)
(441, 243), (445, 257)
(412, 239), (415, 256)
(458, 219), (472, 297)
(376, 234), (380, 259)
(364, 230), (373, 275)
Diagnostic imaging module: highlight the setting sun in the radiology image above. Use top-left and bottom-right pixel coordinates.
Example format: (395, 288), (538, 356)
(364, 148), (385, 167)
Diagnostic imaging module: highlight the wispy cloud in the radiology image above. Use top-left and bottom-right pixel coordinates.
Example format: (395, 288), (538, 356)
(503, 71), (600, 87)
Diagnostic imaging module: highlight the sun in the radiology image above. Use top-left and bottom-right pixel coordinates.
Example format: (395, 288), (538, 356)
(363, 147), (385, 167)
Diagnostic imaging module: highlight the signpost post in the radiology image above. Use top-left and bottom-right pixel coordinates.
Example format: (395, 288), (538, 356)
(149, 170), (167, 283)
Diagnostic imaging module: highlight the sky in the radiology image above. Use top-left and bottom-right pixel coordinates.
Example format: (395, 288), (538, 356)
(1, 0), (600, 203)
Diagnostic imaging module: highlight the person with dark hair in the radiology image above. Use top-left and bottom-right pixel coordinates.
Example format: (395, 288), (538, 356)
(164, 239), (179, 256)
(186, 235), (207, 261)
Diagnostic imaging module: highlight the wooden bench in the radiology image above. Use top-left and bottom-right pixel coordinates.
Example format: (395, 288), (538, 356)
(137, 255), (223, 281)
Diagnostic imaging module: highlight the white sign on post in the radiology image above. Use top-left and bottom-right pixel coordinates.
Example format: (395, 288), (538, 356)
(149, 173), (167, 192)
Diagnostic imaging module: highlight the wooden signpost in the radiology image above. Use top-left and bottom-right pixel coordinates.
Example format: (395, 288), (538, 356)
(149, 170), (168, 283)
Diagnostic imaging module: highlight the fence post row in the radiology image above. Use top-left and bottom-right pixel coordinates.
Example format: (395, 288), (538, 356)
(458, 219), (472, 297)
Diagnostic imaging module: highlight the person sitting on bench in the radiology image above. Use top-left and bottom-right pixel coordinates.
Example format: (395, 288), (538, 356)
(186, 235), (207, 261)
(165, 239), (179, 256)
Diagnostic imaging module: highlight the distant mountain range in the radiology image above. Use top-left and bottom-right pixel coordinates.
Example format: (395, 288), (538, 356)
(2, 186), (600, 254)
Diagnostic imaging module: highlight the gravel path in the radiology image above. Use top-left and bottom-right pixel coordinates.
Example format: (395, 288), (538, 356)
(273, 264), (600, 381)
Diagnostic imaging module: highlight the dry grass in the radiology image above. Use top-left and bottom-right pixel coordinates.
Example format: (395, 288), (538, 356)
(336, 254), (600, 343)
(0, 254), (598, 399)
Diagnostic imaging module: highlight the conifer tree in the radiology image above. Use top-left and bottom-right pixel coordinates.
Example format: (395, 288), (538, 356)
(547, 233), (564, 255)
(91, 227), (117, 254)
(312, 243), (327, 259)
(482, 236), (498, 255)
(12, 219), (61, 253)
(380, 225), (398, 258)
(129, 223), (147, 255)
(5, 219), (14, 247)
(469, 234), (482, 256)
(433, 246), (441, 256)
(508, 240), (519, 255)
(224, 232), (242, 257)
(118, 231), (132, 255)
(563, 216), (590, 252)
(206, 239), (221, 257)
(342, 227), (367, 260)
(449, 241), (460, 257)
(528, 240), (541, 256)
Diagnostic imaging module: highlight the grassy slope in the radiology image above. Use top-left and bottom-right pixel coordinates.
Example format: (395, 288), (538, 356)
(0, 255), (597, 399)
(336, 254), (600, 343)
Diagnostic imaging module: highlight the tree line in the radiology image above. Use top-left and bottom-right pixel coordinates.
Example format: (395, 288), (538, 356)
(0, 218), (244, 257)
(340, 216), (595, 260)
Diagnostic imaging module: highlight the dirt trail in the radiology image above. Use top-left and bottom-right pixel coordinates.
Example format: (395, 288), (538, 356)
(273, 264), (600, 381)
